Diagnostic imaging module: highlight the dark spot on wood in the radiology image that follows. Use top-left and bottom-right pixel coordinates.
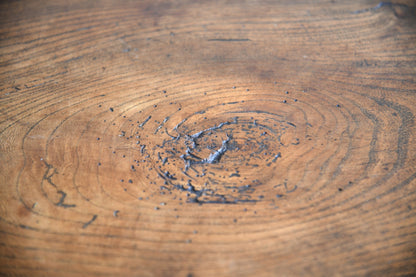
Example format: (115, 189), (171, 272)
(82, 215), (97, 229)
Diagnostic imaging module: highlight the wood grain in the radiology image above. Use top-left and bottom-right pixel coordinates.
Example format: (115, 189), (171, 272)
(1, 0), (416, 276)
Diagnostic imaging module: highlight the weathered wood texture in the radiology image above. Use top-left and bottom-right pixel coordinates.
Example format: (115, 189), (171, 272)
(1, 0), (416, 276)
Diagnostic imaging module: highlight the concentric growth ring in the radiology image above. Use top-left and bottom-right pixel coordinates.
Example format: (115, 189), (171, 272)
(77, 87), (341, 206)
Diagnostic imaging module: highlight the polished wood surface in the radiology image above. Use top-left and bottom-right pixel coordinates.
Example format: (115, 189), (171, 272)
(1, 0), (416, 276)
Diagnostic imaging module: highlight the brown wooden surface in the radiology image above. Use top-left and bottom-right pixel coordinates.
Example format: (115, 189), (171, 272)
(1, 0), (416, 276)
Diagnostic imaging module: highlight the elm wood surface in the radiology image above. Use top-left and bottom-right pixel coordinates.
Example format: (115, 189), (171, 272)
(1, 0), (416, 276)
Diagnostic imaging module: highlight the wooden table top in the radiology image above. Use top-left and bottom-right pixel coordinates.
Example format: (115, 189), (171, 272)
(1, 0), (415, 276)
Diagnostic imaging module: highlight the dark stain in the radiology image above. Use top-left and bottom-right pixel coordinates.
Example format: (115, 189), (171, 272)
(19, 224), (36, 230)
(82, 215), (97, 229)
(56, 191), (76, 208)
(17, 205), (31, 218)
(352, 2), (414, 19)
(142, 1), (173, 25)
(42, 160), (58, 188)
(63, 55), (83, 63)
(139, 115), (152, 128)
(42, 160), (76, 208)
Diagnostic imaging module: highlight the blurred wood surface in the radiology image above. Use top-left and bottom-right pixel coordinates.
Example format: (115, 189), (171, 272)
(1, 0), (416, 276)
